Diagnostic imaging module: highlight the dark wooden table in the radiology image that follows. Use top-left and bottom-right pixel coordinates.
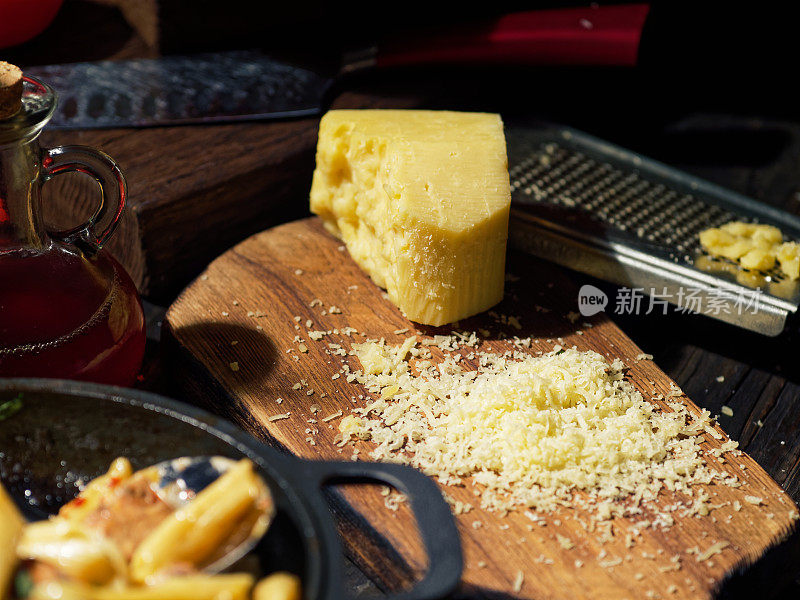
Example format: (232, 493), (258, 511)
(9, 1), (800, 597)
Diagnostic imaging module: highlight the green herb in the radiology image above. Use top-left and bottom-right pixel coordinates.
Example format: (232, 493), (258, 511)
(0, 393), (23, 421)
(14, 569), (34, 599)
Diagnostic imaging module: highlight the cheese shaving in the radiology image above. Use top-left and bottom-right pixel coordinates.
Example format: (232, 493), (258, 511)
(695, 541), (729, 562)
(340, 339), (726, 518)
(512, 570), (524, 592)
(322, 410), (344, 423)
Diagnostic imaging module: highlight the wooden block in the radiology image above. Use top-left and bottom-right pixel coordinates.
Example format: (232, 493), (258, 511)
(163, 218), (800, 599)
(40, 119), (318, 301)
(38, 91), (421, 301)
(88, 0), (159, 48)
(87, 0), (330, 53)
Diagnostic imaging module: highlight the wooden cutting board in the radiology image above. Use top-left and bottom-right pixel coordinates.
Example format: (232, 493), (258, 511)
(163, 218), (800, 599)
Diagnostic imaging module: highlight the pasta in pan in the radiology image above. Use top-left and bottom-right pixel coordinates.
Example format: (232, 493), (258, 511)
(1, 482), (25, 598)
(3, 458), (302, 600)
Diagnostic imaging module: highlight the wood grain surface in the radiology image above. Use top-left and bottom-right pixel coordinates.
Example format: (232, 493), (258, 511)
(36, 90), (422, 302)
(163, 218), (800, 599)
(39, 118), (318, 300)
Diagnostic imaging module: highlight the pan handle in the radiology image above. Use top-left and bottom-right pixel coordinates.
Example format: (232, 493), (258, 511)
(297, 460), (462, 600)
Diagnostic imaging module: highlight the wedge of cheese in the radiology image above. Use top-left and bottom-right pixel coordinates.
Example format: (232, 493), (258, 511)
(310, 110), (511, 326)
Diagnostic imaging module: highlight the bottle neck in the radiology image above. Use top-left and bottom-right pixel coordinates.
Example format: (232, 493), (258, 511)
(0, 137), (48, 252)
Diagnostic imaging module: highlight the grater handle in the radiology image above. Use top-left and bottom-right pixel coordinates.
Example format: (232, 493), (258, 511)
(372, 4), (650, 69)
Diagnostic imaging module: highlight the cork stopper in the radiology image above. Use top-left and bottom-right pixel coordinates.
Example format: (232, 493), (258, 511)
(0, 62), (24, 120)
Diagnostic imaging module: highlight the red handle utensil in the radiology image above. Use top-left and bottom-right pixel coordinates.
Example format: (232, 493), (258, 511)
(362, 4), (651, 70)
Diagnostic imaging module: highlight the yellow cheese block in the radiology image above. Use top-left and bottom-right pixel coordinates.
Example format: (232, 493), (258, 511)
(309, 110), (511, 326)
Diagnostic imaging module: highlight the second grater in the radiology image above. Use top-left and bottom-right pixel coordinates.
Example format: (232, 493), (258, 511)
(506, 123), (800, 336)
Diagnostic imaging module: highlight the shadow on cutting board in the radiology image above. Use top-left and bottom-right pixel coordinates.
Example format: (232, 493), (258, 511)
(160, 320), (280, 419)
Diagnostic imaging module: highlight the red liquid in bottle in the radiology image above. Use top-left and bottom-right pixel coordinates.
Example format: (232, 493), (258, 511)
(0, 244), (146, 386)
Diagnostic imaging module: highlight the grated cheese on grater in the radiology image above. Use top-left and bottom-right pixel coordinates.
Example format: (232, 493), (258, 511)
(699, 221), (800, 279)
(339, 338), (730, 519)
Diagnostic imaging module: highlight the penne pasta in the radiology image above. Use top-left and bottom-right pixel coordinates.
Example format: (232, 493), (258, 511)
(1, 481), (24, 598)
(17, 518), (127, 585)
(30, 573), (255, 600)
(60, 457), (134, 523)
(130, 459), (263, 583)
(253, 572), (303, 600)
(14, 456), (295, 600)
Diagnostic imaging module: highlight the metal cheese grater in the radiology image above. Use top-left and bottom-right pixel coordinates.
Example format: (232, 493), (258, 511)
(506, 123), (800, 336)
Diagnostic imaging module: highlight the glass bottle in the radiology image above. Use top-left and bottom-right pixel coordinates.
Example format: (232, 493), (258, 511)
(0, 75), (145, 385)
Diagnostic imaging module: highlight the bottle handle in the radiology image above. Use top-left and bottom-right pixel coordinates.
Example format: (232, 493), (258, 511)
(41, 145), (127, 250)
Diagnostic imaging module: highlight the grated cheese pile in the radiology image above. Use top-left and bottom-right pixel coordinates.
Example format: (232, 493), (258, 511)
(699, 221), (800, 279)
(339, 339), (726, 518)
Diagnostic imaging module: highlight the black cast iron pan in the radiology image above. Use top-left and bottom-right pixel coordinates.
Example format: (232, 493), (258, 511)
(0, 379), (462, 600)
